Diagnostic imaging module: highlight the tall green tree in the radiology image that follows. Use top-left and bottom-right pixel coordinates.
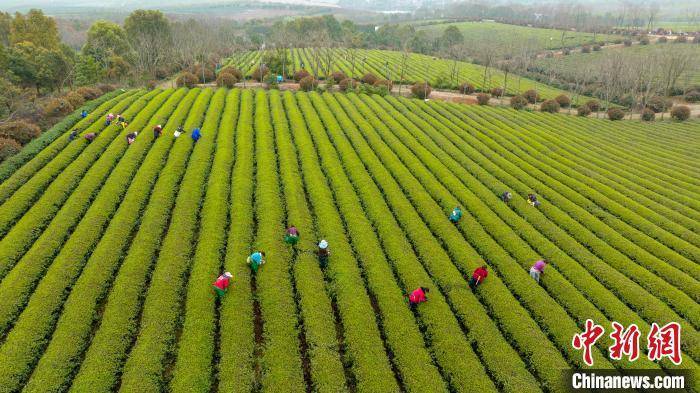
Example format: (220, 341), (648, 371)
(6, 42), (73, 92)
(10, 9), (60, 49)
(83, 20), (130, 68)
(124, 9), (171, 76)
(74, 54), (101, 86)
(441, 25), (464, 49)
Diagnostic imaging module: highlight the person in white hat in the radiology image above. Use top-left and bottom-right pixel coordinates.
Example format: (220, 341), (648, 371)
(126, 131), (138, 145)
(213, 272), (233, 298)
(317, 239), (330, 268)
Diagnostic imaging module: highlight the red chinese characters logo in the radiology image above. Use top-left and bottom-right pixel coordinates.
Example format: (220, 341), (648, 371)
(572, 321), (682, 366)
(572, 319), (605, 366)
(609, 322), (640, 362)
(647, 322), (682, 365)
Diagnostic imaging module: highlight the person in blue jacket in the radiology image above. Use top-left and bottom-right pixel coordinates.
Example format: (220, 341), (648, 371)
(191, 128), (201, 143)
(247, 250), (266, 273)
(81, 110), (88, 118)
(448, 206), (462, 223)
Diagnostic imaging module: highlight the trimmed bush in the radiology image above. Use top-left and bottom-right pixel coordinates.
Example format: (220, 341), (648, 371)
(657, 36), (668, 43)
(0, 138), (21, 161)
(220, 67), (243, 81)
(581, 45), (591, 53)
(476, 93), (490, 105)
(585, 99), (601, 112)
(459, 83), (475, 95)
(554, 95), (571, 108)
(0, 121), (41, 145)
(216, 72), (237, 88)
(361, 73), (379, 85)
(299, 76), (318, 92)
(639, 36), (650, 45)
(339, 78), (359, 92)
(675, 36), (688, 44)
(592, 45), (602, 51)
(192, 65), (215, 83)
(619, 94), (635, 108)
(146, 80), (157, 90)
(374, 79), (393, 91)
(670, 105), (690, 121)
(540, 100), (560, 113)
(65, 91), (86, 108)
(562, 48), (571, 55)
(251, 65), (269, 81)
(490, 87), (504, 97)
(293, 69), (310, 82)
(623, 39), (632, 46)
(577, 105), (592, 116)
(693, 36), (700, 44)
(331, 71), (347, 83)
(176, 72), (199, 88)
(685, 90), (700, 103)
(646, 96), (671, 113)
(510, 95), (528, 110)
(607, 108), (625, 120)
(411, 82), (432, 99)
(523, 89), (539, 104)
(43, 99), (74, 117)
(641, 108), (655, 121)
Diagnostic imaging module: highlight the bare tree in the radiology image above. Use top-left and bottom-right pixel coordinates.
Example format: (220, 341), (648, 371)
(468, 35), (499, 92)
(658, 46), (693, 96)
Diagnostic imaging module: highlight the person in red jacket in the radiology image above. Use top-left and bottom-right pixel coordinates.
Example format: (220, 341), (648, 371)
(469, 265), (488, 291)
(406, 287), (430, 308)
(213, 272), (233, 298)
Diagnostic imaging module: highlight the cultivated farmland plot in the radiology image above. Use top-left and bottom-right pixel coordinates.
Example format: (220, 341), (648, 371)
(534, 42), (700, 88)
(0, 87), (698, 393)
(416, 21), (622, 54)
(224, 48), (571, 99)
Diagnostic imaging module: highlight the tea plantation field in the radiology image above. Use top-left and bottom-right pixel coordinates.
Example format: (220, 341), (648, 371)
(533, 42), (700, 89)
(0, 87), (697, 393)
(225, 48), (570, 99)
(417, 21), (621, 54)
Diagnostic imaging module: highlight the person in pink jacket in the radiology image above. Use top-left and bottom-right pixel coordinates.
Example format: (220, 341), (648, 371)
(405, 287), (430, 308)
(530, 260), (547, 283)
(213, 272), (233, 298)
